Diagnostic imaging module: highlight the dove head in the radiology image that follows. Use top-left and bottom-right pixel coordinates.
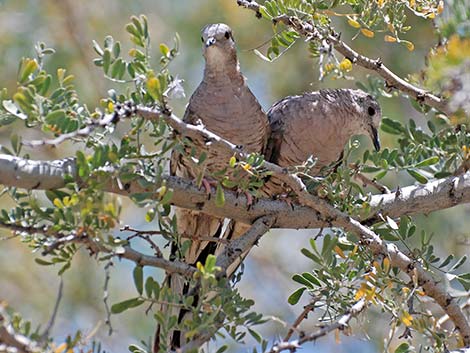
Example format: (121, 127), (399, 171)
(201, 23), (238, 71)
(346, 89), (382, 151)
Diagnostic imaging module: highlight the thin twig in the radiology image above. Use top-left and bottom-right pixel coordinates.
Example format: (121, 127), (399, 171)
(141, 236), (164, 258)
(266, 299), (367, 353)
(121, 225), (162, 235)
(354, 171), (391, 194)
(0, 220), (196, 277)
(103, 260), (114, 335)
(283, 300), (317, 341)
(39, 277), (63, 342)
(22, 109), (117, 147)
(121, 225), (229, 245)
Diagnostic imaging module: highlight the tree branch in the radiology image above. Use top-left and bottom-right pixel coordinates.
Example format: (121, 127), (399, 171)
(0, 307), (37, 353)
(215, 215), (276, 273)
(263, 165), (470, 345)
(137, 107), (470, 344)
(283, 300), (317, 342)
(2, 105), (470, 343)
(0, 221), (196, 277)
(2, 154), (470, 230)
(39, 278), (63, 342)
(236, 0), (450, 115)
(266, 299), (367, 353)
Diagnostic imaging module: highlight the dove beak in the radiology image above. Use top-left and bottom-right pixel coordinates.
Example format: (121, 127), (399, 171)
(205, 37), (216, 47)
(370, 125), (381, 151)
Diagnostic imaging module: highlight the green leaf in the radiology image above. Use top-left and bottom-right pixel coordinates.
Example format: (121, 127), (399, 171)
(160, 43), (170, 57)
(292, 274), (313, 288)
(45, 109), (66, 125)
(457, 273), (470, 291)
(415, 156), (439, 168)
(381, 117), (404, 135)
(215, 345), (228, 353)
(302, 272), (321, 286)
(386, 216), (399, 230)
(301, 248), (322, 263)
(92, 40), (104, 56)
(407, 169), (428, 184)
(128, 344), (146, 353)
(449, 255), (467, 272)
(111, 58), (123, 78)
(361, 165), (382, 173)
(111, 297), (144, 314)
(133, 266), (144, 295)
(19, 58), (39, 84)
(103, 49), (112, 74)
(0, 114), (17, 126)
(438, 254), (454, 269)
(113, 41), (121, 58)
(248, 328), (262, 343)
(145, 208), (156, 222)
(394, 342), (412, 353)
(253, 49), (273, 62)
(288, 287), (306, 305)
(215, 183), (225, 207)
(205, 254), (217, 272)
(144, 277), (154, 298)
(35, 258), (53, 266)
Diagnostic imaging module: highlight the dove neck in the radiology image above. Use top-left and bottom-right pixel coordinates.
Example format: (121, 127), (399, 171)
(203, 58), (243, 84)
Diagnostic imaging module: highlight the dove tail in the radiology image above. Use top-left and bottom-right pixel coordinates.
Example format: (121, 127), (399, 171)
(154, 207), (225, 352)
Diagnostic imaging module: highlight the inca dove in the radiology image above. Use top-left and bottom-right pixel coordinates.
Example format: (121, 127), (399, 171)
(264, 88), (382, 196)
(155, 23), (269, 351)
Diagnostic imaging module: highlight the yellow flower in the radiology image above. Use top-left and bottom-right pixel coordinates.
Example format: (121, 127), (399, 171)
(325, 63), (336, 72)
(339, 58), (353, 71)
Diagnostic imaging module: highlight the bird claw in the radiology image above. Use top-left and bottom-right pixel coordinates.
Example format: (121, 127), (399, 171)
(235, 189), (255, 209)
(201, 178), (217, 194)
(245, 192), (255, 210)
(275, 193), (295, 210)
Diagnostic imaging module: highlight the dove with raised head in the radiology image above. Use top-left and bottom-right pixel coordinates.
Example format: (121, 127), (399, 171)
(155, 23), (269, 352)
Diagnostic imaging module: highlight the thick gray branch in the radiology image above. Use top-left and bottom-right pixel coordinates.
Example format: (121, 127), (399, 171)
(367, 173), (470, 222)
(0, 155), (76, 189)
(2, 152), (470, 230)
(0, 154), (323, 229)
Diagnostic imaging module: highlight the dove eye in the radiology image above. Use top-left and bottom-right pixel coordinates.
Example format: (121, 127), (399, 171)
(224, 31), (231, 39)
(368, 106), (376, 116)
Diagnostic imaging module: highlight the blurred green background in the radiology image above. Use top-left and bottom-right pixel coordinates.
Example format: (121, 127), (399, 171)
(0, 1), (468, 352)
